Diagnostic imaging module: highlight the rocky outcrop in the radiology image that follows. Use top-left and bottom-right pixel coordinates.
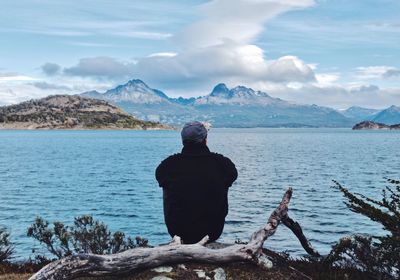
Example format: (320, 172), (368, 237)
(0, 95), (171, 130)
(352, 121), (400, 130)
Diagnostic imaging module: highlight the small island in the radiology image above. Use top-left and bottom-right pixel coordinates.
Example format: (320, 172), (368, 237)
(0, 95), (171, 130)
(352, 121), (400, 130)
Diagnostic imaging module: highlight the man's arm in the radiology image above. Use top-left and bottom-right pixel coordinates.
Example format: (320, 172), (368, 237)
(221, 156), (238, 187)
(155, 159), (168, 188)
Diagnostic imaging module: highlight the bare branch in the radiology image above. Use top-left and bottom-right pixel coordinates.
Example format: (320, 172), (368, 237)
(282, 216), (321, 257)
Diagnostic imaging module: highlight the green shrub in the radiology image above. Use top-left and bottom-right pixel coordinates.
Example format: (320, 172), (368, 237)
(0, 227), (14, 263)
(27, 215), (148, 260)
(326, 179), (400, 279)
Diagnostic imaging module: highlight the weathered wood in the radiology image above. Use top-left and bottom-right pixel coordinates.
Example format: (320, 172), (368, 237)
(282, 216), (321, 257)
(29, 188), (314, 280)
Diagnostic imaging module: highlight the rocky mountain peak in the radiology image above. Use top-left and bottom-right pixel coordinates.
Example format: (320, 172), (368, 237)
(230, 86), (257, 97)
(210, 83), (231, 98)
(387, 105), (400, 112)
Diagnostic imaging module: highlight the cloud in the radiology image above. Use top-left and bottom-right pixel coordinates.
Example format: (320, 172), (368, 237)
(66, 41), (115, 48)
(24, 0), (317, 96)
(0, 76), (113, 106)
(4, 0), (398, 109)
(128, 0), (316, 92)
(384, 68), (400, 78)
(262, 83), (399, 109)
(41, 63), (61, 76)
(64, 57), (135, 79)
(113, 31), (172, 40)
(356, 66), (400, 80)
(0, 83), (54, 106)
(350, 84), (380, 94)
(315, 73), (340, 86)
(0, 73), (37, 82)
(31, 81), (72, 91)
(175, 0), (315, 48)
(134, 43), (315, 92)
(147, 52), (178, 58)
(265, 56), (315, 83)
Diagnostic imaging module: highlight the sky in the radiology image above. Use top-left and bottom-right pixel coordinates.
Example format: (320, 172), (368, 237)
(0, 0), (399, 109)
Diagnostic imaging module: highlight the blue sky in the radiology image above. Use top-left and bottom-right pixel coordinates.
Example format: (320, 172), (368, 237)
(0, 0), (399, 108)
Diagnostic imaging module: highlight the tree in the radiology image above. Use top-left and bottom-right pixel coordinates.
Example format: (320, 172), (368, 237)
(0, 227), (14, 263)
(327, 179), (400, 279)
(27, 215), (147, 260)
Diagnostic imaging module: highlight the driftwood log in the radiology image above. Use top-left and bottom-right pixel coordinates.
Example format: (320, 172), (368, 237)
(29, 188), (319, 280)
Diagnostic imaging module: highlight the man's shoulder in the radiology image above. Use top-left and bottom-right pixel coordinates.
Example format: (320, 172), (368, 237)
(209, 151), (225, 159)
(160, 153), (183, 164)
(209, 152), (234, 163)
(161, 151), (233, 163)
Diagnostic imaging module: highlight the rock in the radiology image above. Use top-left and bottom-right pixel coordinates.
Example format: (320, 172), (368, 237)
(151, 266), (173, 273)
(257, 254), (273, 269)
(212, 267), (226, 280)
(194, 269), (211, 279)
(177, 264), (187, 270)
(151, 276), (174, 280)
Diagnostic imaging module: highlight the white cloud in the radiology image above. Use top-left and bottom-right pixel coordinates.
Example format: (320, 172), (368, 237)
(66, 41), (115, 48)
(3, 0), (320, 101)
(0, 83), (55, 105)
(134, 43), (315, 92)
(0, 73), (38, 82)
(349, 84), (380, 94)
(261, 83), (399, 109)
(0, 75), (113, 106)
(315, 73), (340, 86)
(265, 56), (315, 83)
(64, 57), (135, 79)
(3, 0), (399, 109)
(175, 0), (315, 48)
(129, 0), (316, 92)
(356, 66), (400, 80)
(147, 52), (178, 58)
(31, 81), (72, 91)
(113, 31), (172, 40)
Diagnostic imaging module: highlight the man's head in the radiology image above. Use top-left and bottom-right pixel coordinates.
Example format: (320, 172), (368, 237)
(181, 121), (208, 146)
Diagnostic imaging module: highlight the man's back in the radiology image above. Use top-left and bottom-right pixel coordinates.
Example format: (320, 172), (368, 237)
(156, 143), (237, 243)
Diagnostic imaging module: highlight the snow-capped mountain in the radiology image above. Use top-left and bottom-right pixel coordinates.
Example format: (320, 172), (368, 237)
(194, 83), (285, 106)
(372, 105), (400, 125)
(78, 79), (398, 127)
(341, 106), (380, 122)
(82, 79), (170, 104)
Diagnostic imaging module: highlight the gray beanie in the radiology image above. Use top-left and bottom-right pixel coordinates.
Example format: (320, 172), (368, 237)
(181, 121), (208, 143)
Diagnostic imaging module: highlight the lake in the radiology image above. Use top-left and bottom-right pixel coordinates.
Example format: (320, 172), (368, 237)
(1, 128), (399, 259)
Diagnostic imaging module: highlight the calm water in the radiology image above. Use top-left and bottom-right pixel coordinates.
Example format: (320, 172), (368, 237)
(1, 128), (399, 259)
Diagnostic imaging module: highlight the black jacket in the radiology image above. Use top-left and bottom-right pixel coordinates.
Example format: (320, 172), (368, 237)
(155, 144), (238, 244)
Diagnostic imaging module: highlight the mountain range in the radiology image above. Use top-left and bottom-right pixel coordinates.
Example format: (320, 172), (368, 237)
(81, 79), (400, 127)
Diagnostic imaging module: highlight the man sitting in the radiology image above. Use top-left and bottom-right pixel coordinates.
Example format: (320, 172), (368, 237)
(155, 122), (238, 244)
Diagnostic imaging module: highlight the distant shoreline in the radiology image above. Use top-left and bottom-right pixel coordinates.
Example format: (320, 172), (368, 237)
(3, 126), (400, 131)
(0, 126), (175, 131)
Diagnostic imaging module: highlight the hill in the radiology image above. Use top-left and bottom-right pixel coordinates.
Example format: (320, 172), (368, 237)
(0, 95), (170, 130)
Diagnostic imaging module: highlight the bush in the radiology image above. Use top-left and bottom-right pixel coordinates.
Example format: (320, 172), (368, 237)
(326, 179), (400, 279)
(0, 227), (14, 263)
(27, 215), (148, 260)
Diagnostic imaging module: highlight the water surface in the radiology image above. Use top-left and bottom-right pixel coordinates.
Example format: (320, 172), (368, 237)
(0, 128), (399, 259)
